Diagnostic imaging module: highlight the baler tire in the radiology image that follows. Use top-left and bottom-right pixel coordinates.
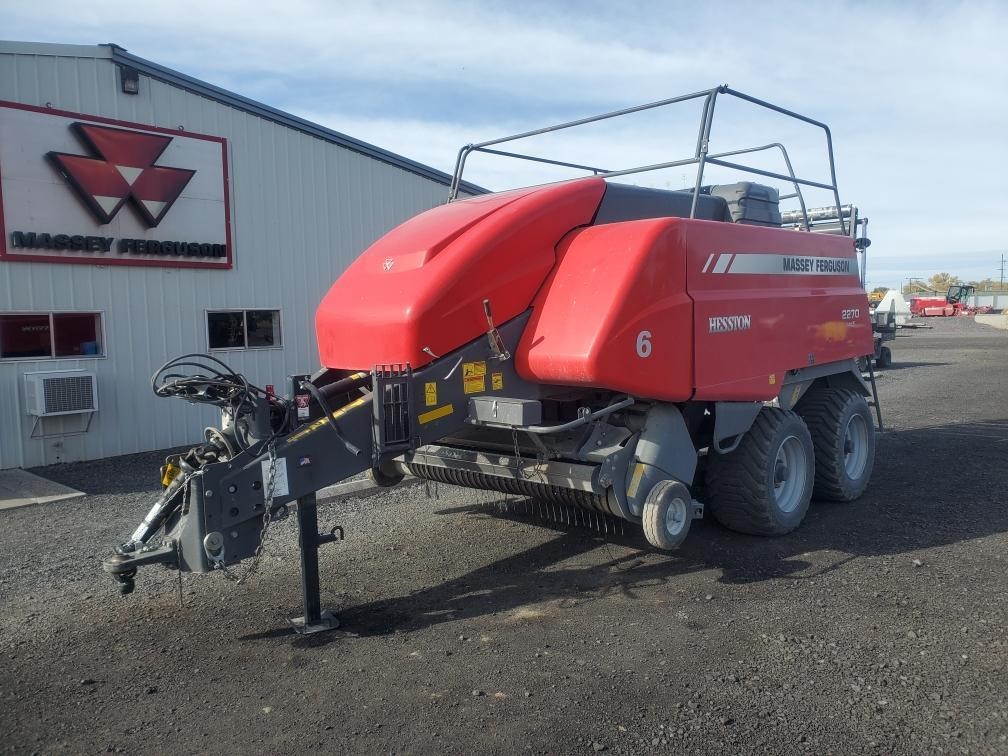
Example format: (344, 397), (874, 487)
(642, 480), (692, 550)
(876, 346), (892, 368)
(796, 388), (875, 502)
(369, 463), (405, 488)
(705, 408), (814, 536)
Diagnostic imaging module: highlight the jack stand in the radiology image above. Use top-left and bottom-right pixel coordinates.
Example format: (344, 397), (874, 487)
(290, 492), (339, 635)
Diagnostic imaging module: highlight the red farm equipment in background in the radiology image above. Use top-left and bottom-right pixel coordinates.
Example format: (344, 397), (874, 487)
(910, 284), (975, 316)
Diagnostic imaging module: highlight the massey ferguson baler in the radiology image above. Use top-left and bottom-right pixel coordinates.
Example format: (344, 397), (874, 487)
(103, 86), (880, 633)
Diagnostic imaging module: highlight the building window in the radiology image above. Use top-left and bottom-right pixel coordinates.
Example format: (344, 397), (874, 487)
(0, 312), (103, 359)
(207, 310), (281, 350)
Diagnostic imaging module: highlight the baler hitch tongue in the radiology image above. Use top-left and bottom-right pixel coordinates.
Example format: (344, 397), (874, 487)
(102, 540), (178, 595)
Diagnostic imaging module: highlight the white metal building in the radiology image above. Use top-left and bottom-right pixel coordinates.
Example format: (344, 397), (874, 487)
(0, 41), (480, 469)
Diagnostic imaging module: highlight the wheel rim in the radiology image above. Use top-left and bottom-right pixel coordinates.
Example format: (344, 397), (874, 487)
(665, 496), (688, 537)
(772, 435), (808, 513)
(843, 413), (869, 480)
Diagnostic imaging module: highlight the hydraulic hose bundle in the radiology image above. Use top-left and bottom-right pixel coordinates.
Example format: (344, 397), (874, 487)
(151, 353), (292, 452)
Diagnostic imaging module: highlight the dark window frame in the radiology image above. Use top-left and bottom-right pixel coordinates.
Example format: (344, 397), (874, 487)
(206, 309), (282, 351)
(0, 311), (105, 361)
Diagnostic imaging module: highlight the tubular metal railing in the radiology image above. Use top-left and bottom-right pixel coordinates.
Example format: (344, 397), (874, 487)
(781, 205), (869, 285)
(447, 85), (847, 236)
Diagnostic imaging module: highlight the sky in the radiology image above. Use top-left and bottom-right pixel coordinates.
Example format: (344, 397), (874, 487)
(3, 0), (1006, 290)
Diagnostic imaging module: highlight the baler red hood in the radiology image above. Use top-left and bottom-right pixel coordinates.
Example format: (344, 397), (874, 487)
(315, 177), (606, 370)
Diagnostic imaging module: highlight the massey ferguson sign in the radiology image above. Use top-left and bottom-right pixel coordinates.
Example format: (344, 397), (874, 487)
(0, 101), (231, 268)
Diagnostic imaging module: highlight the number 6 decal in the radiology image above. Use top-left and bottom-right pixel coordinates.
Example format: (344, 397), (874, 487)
(636, 330), (652, 358)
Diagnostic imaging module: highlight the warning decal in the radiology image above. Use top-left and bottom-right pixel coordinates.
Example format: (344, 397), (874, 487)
(286, 396), (368, 443)
(418, 404), (453, 425)
(424, 381), (438, 407)
(463, 360), (487, 394)
(260, 456), (289, 499)
(295, 393), (311, 419)
(491, 372), (503, 391)
(627, 462), (646, 499)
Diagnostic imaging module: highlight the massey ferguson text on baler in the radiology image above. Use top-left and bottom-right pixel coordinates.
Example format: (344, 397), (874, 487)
(103, 86), (881, 633)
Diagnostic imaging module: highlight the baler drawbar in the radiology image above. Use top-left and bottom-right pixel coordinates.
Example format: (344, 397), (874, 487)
(103, 86), (881, 633)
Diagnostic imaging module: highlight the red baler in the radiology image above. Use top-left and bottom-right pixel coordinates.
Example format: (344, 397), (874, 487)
(104, 86), (880, 633)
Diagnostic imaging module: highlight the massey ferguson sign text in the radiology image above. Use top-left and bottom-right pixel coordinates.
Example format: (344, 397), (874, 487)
(0, 101), (231, 269)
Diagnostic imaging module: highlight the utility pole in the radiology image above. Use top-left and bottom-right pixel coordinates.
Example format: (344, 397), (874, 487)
(1000, 253), (1005, 291)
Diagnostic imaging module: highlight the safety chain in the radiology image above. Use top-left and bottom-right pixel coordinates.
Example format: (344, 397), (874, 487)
(215, 440), (279, 585)
(511, 429), (526, 480)
(423, 477), (441, 500)
(511, 428), (550, 485)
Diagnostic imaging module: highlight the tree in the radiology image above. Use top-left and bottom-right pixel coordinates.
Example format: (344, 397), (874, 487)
(902, 279), (932, 295)
(870, 286), (889, 295)
(970, 278), (1008, 292)
(927, 272), (960, 291)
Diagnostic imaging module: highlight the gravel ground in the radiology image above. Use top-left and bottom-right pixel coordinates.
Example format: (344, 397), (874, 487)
(1, 317), (1006, 755)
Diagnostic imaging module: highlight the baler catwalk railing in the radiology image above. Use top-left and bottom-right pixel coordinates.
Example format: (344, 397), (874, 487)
(448, 84), (846, 236)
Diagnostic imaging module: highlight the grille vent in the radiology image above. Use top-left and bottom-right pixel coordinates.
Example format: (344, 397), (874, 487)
(24, 371), (98, 416)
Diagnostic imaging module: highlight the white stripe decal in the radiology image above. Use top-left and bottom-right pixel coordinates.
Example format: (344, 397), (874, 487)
(702, 253), (715, 273)
(712, 254), (732, 274)
(707, 253), (857, 276)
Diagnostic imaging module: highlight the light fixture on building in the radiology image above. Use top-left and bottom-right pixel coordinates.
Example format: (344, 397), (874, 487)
(120, 66), (140, 95)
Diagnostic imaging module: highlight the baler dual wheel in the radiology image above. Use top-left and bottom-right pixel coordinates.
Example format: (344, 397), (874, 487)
(642, 479), (692, 550)
(369, 462), (405, 488)
(705, 408), (815, 536)
(796, 388), (875, 501)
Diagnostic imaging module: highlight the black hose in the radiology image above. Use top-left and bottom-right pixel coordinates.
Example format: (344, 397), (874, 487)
(151, 353), (293, 448)
(299, 379), (363, 456)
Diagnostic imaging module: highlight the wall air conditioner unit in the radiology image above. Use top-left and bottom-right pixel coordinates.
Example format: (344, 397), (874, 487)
(24, 370), (99, 417)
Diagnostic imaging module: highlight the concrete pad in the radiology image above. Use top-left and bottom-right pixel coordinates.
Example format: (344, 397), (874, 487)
(0, 468), (85, 511)
(975, 313), (1008, 330)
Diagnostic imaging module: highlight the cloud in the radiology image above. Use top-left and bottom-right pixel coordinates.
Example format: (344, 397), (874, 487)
(2, 0), (1005, 288)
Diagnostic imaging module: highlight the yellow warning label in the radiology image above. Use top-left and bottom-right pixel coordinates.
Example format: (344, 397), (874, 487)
(418, 403), (453, 425)
(463, 360), (487, 395)
(627, 462), (646, 499)
(161, 463), (180, 487)
(769, 373), (777, 385)
(424, 381), (438, 407)
(491, 372), (504, 391)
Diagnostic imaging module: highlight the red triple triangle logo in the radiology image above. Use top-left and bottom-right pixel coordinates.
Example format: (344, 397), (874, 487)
(47, 123), (195, 227)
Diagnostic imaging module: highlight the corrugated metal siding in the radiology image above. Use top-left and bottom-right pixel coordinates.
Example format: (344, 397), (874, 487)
(0, 49), (460, 469)
(969, 294), (1006, 310)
